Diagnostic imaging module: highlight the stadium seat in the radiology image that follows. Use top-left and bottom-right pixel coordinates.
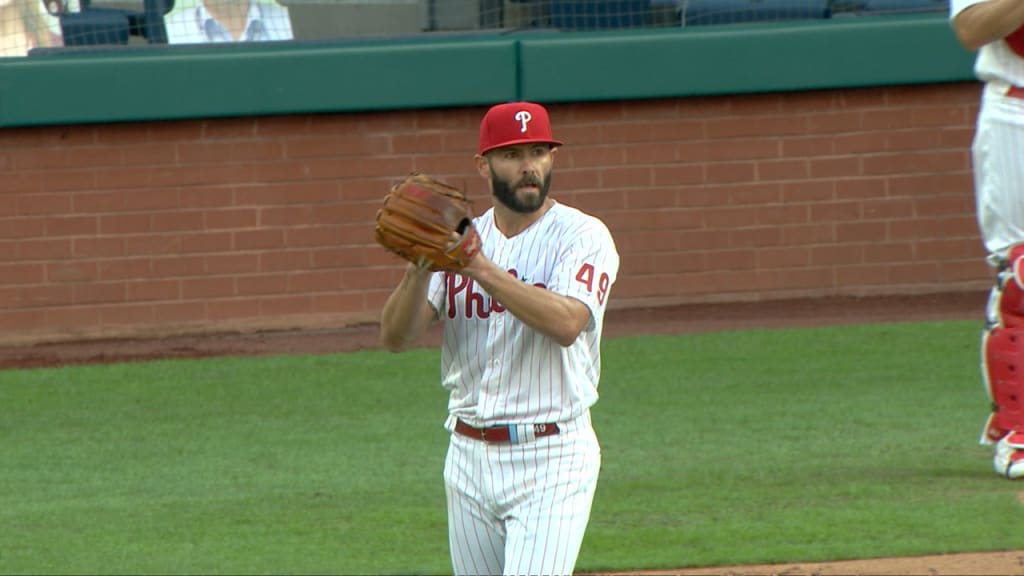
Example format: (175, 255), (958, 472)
(60, 0), (133, 46)
(681, 0), (830, 26)
(549, 0), (652, 30)
(141, 0), (172, 43)
(832, 0), (947, 15)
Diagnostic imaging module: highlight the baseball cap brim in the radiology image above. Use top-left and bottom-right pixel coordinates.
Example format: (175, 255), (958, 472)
(479, 137), (564, 156)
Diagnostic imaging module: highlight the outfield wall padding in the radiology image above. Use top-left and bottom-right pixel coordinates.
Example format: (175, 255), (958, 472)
(0, 15), (975, 128)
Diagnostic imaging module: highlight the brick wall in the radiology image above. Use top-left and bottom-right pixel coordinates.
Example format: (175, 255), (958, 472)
(0, 82), (990, 346)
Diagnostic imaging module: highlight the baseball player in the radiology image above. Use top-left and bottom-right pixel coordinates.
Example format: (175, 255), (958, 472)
(950, 1), (1024, 478)
(378, 101), (620, 575)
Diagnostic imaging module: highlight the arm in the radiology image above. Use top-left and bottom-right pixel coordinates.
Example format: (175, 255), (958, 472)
(379, 263), (437, 353)
(952, 0), (1024, 51)
(461, 254), (591, 348)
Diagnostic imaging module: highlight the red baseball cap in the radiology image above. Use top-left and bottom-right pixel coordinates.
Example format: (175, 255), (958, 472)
(477, 101), (564, 155)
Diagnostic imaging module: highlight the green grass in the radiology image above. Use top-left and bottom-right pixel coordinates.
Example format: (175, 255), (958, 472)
(0, 320), (1017, 574)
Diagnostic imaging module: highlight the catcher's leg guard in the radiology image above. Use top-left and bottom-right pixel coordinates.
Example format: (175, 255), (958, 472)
(982, 245), (1024, 478)
(981, 327), (1024, 443)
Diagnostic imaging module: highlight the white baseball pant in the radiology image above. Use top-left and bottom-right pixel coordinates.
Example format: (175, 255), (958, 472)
(442, 417), (601, 576)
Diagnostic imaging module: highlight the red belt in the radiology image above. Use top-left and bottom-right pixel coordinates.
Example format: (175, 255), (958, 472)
(1007, 85), (1024, 99)
(454, 419), (560, 443)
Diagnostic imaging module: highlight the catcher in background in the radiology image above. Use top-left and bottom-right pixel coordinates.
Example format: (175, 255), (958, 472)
(376, 101), (620, 575)
(950, 0), (1024, 478)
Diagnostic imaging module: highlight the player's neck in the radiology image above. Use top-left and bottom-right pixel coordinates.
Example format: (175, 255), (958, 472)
(493, 198), (554, 238)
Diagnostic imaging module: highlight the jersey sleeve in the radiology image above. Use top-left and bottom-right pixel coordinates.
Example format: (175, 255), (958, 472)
(950, 0), (985, 20)
(545, 219), (620, 321)
(427, 270), (447, 318)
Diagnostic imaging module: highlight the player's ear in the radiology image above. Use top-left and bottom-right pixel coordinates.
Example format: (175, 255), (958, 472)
(474, 154), (489, 178)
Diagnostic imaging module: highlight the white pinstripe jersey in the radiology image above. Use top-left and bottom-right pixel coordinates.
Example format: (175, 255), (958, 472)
(950, 0), (1024, 87)
(427, 200), (620, 427)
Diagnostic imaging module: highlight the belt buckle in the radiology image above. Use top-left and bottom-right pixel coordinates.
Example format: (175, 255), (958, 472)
(480, 427), (488, 441)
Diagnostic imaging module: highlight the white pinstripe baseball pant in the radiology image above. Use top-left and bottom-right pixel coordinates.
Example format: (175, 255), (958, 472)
(974, 83), (1024, 263)
(442, 419), (601, 576)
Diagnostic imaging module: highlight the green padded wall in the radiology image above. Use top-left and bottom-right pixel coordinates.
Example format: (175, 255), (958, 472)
(0, 15), (977, 128)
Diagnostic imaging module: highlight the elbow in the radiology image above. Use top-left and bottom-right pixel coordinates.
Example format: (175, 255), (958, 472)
(951, 15), (990, 52)
(553, 325), (585, 348)
(379, 329), (410, 353)
(556, 335), (579, 348)
(956, 30), (986, 51)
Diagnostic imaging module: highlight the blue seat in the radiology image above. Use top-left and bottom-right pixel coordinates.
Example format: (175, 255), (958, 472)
(142, 0), (172, 43)
(549, 0), (651, 30)
(682, 0), (830, 25)
(60, 0), (132, 46)
(846, 0), (947, 14)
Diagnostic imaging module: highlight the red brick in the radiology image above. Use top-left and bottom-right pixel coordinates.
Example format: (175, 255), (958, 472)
(19, 285), (74, 307)
(288, 271), (342, 292)
(260, 251), (312, 272)
(235, 230), (285, 250)
(97, 258), (151, 281)
(0, 262), (45, 284)
(601, 167), (651, 189)
(0, 309), (46, 330)
(207, 298), (259, 320)
(74, 282), (126, 304)
(45, 216), (96, 236)
(809, 157), (862, 179)
(863, 198), (914, 220)
(864, 243), (915, 263)
(205, 254), (260, 274)
(236, 275), (288, 295)
(100, 214), (152, 235)
(706, 162), (755, 184)
(260, 295), (313, 315)
(18, 193), (72, 215)
(730, 227), (782, 248)
(183, 277), (235, 299)
(99, 304), (154, 326)
(74, 191), (128, 213)
(782, 224), (835, 245)
(757, 247), (811, 268)
(152, 256), (205, 278)
(179, 186), (233, 208)
(286, 226), (342, 247)
(313, 291), (367, 313)
(755, 204), (809, 226)
(153, 302), (206, 323)
(181, 232), (232, 253)
(261, 206), (312, 227)
(757, 159), (809, 182)
(124, 188), (181, 211)
(44, 306), (100, 329)
(46, 262), (92, 283)
(312, 247), (367, 269)
(127, 280), (181, 302)
(811, 245), (863, 266)
(19, 239), (72, 260)
(152, 211), (205, 233)
(201, 118), (257, 140)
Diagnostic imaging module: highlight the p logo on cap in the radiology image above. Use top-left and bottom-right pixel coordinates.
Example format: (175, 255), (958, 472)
(478, 102), (564, 156)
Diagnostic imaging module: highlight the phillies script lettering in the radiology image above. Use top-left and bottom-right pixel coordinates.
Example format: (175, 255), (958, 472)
(446, 263), (610, 319)
(447, 269), (545, 319)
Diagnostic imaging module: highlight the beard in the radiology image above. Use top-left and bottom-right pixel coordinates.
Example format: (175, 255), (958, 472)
(489, 164), (552, 214)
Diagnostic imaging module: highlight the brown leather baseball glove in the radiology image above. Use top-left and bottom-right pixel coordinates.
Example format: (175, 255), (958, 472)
(374, 172), (481, 272)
